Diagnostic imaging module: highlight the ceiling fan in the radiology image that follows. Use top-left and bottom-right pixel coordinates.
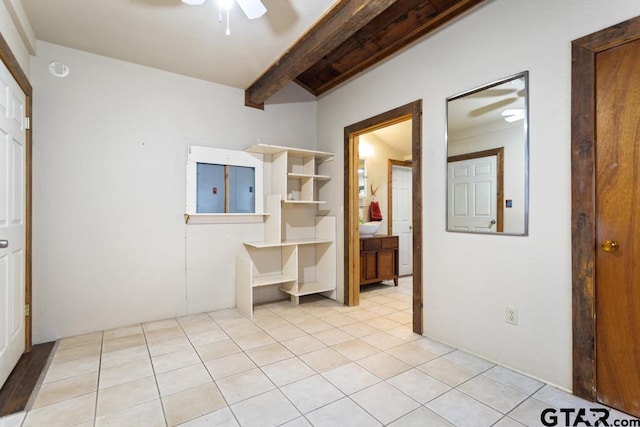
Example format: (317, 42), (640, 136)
(181, 0), (267, 35)
(468, 87), (526, 120)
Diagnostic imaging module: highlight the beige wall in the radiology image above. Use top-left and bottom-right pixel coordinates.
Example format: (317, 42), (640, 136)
(316, 0), (640, 390)
(30, 42), (318, 343)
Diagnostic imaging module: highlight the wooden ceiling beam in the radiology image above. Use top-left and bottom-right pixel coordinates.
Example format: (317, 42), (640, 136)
(294, 0), (431, 92)
(300, 0), (486, 96)
(244, 0), (397, 109)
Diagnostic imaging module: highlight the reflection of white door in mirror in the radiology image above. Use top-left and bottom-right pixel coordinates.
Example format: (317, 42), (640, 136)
(446, 71), (529, 235)
(448, 155), (498, 232)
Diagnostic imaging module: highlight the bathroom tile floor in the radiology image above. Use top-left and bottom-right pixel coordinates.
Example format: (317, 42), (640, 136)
(2, 277), (638, 427)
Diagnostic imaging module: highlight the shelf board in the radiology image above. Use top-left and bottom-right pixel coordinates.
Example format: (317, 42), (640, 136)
(282, 200), (326, 205)
(246, 144), (334, 163)
(244, 237), (333, 249)
(280, 282), (335, 297)
(285, 237), (333, 245)
(287, 173), (331, 180)
(253, 273), (296, 288)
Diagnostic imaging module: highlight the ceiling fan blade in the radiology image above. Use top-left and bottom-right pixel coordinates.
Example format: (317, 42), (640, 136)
(468, 98), (518, 117)
(236, 0), (267, 19)
(181, 0), (207, 5)
(468, 88), (517, 98)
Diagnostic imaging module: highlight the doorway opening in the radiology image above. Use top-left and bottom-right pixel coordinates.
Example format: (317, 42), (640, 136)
(343, 100), (423, 334)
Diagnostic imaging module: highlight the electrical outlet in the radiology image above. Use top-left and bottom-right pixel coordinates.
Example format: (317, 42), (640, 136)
(506, 306), (518, 325)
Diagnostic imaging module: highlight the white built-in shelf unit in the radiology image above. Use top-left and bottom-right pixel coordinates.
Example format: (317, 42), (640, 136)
(236, 145), (336, 318)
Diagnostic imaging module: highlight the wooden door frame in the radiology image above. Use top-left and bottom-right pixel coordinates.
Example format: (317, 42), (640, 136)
(387, 159), (412, 236)
(447, 147), (504, 233)
(344, 100), (423, 334)
(571, 15), (640, 401)
(0, 32), (33, 351)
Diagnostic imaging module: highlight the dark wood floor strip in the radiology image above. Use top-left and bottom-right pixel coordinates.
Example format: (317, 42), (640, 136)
(0, 342), (55, 417)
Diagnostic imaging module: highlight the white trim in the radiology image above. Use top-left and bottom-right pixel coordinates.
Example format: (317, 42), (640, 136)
(185, 213), (267, 224)
(186, 145), (264, 217)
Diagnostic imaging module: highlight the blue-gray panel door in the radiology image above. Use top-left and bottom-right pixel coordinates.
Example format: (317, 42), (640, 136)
(196, 163), (225, 213)
(229, 166), (255, 213)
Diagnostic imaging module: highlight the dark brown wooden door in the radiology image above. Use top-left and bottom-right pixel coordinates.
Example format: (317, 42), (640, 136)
(595, 38), (640, 417)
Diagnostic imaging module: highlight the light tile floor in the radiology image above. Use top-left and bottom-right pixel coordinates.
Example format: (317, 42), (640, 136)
(2, 278), (639, 427)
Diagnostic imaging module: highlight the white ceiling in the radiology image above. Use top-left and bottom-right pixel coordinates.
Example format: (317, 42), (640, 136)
(369, 120), (413, 157)
(21, 0), (337, 90)
(20, 1), (415, 140)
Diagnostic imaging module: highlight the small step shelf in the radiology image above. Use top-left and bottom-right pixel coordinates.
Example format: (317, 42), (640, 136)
(280, 281), (336, 299)
(253, 273), (297, 287)
(235, 258), (297, 318)
(235, 214), (336, 317)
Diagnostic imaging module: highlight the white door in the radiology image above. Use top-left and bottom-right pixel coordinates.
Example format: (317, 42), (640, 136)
(0, 59), (26, 388)
(448, 156), (497, 232)
(392, 165), (412, 276)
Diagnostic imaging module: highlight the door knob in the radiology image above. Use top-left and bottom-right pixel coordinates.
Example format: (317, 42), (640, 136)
(490, 220), (496, 226)
(601, 239), (618, 252)
(0, 240), (7, 249)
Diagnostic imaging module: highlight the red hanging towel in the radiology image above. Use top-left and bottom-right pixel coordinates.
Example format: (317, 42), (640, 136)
(369, 201), (383, 221)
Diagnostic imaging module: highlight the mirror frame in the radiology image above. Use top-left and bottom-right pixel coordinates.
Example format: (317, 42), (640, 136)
(445, 71), (529, 236)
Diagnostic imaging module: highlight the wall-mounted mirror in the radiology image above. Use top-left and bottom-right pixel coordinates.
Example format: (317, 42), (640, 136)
(358, 159), (367, 199)
(446, 71), (529, 235)
(358, 159), (367, 221)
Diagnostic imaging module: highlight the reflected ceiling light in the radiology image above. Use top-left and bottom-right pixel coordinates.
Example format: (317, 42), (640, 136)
(502, 108), (525, 123)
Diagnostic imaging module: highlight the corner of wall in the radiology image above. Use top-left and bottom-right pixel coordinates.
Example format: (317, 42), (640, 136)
(0, 0), (35, 74)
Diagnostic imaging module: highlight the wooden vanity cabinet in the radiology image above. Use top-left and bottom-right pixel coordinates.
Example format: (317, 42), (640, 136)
(360, 235), (399, 286)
